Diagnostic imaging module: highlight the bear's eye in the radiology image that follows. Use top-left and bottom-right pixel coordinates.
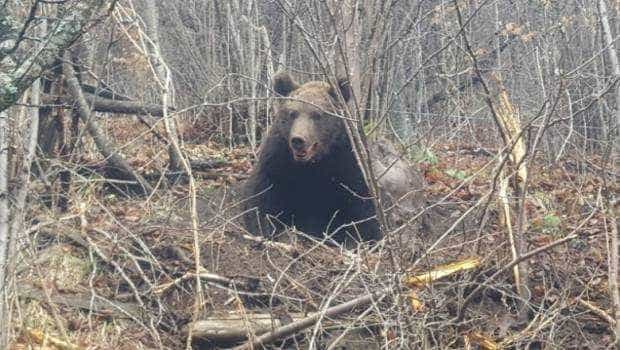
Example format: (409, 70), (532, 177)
(310, 111), (322, 120)
(277, 109), (296, 122)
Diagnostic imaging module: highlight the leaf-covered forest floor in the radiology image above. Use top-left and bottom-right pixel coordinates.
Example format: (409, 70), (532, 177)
(10, 120), (617, 349)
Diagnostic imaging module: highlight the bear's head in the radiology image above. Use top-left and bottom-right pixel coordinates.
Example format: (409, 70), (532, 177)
(272, 72), (351, 164)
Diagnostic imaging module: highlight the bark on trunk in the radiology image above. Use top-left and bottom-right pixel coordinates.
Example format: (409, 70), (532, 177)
(0, 110), (10, 347)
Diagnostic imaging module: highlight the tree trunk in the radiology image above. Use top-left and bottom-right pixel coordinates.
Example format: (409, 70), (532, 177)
(63, 61), (153, 195)
(4, 82), (42, 344)
(0, 110), (10, 347)
(596, 0), (620, 344)
(597, 0), (620, 136)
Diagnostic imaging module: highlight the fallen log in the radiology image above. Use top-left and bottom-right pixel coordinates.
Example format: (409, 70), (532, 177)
(189, 158), (230, 171)
(41, 93), (169, 117)
(187, 313), (307, 344)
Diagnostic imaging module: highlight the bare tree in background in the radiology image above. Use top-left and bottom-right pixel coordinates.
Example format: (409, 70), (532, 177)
(139, 0), (183, 171)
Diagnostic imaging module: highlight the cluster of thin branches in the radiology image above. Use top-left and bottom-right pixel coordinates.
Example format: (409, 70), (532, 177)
(0, 0), (618, 348)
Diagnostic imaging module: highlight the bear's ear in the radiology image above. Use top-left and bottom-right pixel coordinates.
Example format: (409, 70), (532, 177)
(329, 77), (351, 103)
(272, 72), (299, 97)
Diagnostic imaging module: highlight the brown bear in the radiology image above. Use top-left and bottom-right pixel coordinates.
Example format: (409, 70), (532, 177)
(242, 72), (381, 243)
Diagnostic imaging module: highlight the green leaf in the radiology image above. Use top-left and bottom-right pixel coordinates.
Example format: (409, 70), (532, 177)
(363, 120), (379, 135)
(542, 214), (561, 229)
(412, 147), (438, 165)
(446, 168), (467, 180)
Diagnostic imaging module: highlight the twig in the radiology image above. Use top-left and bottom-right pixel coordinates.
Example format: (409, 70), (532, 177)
(229, 229), (298, 254)
(153, 271), (259, 295)
(576, 299), (616, 326)
(24, 215), (80, 235)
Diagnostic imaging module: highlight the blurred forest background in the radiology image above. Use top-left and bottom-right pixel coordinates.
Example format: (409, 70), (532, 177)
(0, 0), (618, 349)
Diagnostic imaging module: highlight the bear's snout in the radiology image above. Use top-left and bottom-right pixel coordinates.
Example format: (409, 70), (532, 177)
(289, 115), (319, 162)
(290, 137), (306, 151)
(289, 136), (318, 162)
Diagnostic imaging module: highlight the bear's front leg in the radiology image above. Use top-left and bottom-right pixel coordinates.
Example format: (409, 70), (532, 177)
(342, 198), (382, 243)
(243, 174), (290, 238)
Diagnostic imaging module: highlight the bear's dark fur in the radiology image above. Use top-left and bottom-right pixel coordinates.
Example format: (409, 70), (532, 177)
(242, 72), (381, 242)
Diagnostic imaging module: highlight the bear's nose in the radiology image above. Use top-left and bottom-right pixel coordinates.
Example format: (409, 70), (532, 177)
(290, 137), (306, 151)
